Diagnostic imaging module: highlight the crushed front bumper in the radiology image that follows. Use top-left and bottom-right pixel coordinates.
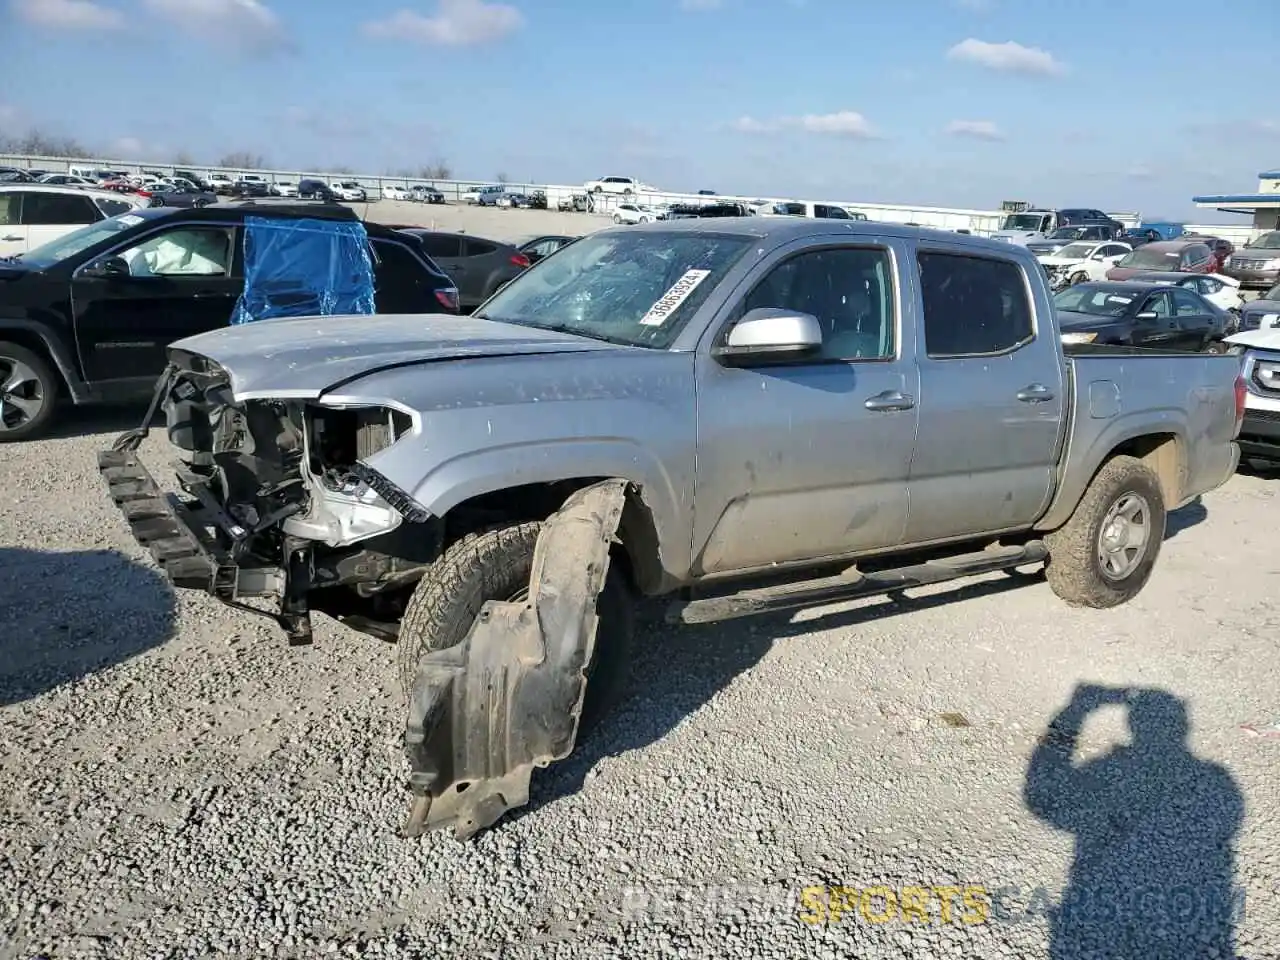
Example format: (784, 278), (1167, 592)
(96, 448), (304, 637)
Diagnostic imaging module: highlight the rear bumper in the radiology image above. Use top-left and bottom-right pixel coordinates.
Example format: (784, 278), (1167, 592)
(97, 448), (285, 599)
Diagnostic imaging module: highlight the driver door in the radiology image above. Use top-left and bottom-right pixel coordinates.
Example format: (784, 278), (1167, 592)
(73, 224), (241, 383)
(1132, 289), (1178, 347)
(691, 239), (918, 575)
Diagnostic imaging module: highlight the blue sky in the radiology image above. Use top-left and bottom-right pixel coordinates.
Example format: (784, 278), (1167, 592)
(3, 0), (1279, 220)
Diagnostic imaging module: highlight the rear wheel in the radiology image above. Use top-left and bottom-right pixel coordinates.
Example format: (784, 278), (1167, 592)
(1204, 340), (1227, 355)
(1044, 456), (1165, 608)
(0, 342), (58, 443)
(1069, 271), (1089, 286)
(396, 522), (634, 730)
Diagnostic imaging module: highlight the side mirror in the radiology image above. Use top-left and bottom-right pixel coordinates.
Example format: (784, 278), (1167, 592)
(83, 255), (130, 279)
(1135, 311), (1159, 321)
(713, 307), (823, 366)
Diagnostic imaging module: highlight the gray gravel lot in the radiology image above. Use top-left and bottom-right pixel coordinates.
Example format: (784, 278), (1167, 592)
(4, 419), (1279, 959)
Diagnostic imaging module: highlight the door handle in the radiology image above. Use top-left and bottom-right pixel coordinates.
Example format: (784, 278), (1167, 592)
(1, 235), (21, 242)
(864, 390), (915, 412)
(1016, 383), (1054, 403)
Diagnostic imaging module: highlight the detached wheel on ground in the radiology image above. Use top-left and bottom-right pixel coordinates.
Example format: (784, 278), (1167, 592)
(1044, 455), (1166, 608)
(0, 341), (58, 443)
(396, 521), (635, 731)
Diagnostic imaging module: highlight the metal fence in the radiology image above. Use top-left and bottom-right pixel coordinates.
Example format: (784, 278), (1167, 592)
(0, 152), (1265, 242)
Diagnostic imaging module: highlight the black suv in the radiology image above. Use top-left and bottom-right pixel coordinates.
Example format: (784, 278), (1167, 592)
(0, 201), (459, 441)
(298, 179), (340, 202)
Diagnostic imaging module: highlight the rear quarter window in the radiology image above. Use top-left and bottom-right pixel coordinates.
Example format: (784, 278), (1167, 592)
(464, 239), (498, 257)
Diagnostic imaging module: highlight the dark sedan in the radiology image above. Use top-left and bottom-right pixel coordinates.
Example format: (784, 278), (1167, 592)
(1053, 281), (1230, 352)
(144, 184), (219, 208)
(1106, 240), (1215, 281)
(396, 228), (531, 311)
(1236, 282), (1280, 333)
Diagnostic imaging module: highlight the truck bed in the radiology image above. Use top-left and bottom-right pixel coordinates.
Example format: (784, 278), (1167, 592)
(1037, 349), (1241, 530)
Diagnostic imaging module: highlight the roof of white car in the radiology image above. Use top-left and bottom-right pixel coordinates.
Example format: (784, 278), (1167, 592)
(0, 183), (140, 203)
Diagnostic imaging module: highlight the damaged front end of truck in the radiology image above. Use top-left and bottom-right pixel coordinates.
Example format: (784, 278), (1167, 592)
(99, 354), (632, 838)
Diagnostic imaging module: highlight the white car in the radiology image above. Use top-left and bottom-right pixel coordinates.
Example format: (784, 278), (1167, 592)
(1037, 241), (1133, 289)
(330, 180), (367, 202)
(382, 184), (411, 201)
(461, 184), (507, 206)
(0, 185), (148, 257)
(584, 176), (654, 196)
(1135, 273), (1246, 314)
(271, 181), (298, 197)
(1223, 326), (1280, 465)
(207, 173), (236, 193)
(612, 203), (660, 224)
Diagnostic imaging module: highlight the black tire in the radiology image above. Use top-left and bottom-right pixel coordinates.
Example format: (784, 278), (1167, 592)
(1044, 456), (1166, 608)
(396, 522), (634, 730)
(1069, 271), (1089, 286)
(0, 341), (58, 443)
(1204, 340), (1227, 355)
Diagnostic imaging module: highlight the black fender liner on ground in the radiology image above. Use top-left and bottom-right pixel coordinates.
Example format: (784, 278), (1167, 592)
(402, 478), (628, 840)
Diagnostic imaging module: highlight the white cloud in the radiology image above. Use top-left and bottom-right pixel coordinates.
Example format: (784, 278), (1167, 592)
(140, 0), (286, 50)
(945, 119), (1005, 141)
(362, 0), (523, 46)
(946, 38), (1064, 77)
(10, 0), (123, 30)
(730, 110), (878, 139)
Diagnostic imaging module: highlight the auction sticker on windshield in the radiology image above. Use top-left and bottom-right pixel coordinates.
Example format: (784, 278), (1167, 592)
(1106, 296), (1132, 304)
(117, 215), (145, 226)
(640, 269), (711, 326)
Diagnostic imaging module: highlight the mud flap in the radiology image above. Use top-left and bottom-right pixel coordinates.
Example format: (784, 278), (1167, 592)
(402, 478), (628, 840)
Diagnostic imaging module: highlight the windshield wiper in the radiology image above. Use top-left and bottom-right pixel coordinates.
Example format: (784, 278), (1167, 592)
(500, 318), (642, 348)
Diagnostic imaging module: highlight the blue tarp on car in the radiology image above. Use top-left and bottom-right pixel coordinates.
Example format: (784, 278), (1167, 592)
(230, 215), (376, 325)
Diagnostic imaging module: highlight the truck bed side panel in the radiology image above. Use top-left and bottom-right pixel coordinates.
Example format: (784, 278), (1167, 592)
(1036, 353), (1240, 531)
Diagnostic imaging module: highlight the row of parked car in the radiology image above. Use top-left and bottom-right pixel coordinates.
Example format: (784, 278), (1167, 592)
(0, 189), (585, 440)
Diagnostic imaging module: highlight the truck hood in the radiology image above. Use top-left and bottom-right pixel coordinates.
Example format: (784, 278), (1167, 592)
(1038, 254), (1086, 267)
(1226, 328), (1280, 349)
(168, 313), (626, 401)
(990, 231), (1039, 245)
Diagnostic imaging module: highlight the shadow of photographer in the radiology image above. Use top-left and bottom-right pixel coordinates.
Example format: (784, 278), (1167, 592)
(1024, 684), (1244, 959)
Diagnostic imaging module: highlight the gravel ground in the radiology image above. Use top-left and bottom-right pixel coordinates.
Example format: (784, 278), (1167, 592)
(3, 414), (1280, 959)
(354, 198), (614, 243)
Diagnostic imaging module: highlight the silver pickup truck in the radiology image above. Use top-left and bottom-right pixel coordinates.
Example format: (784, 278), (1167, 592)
(98, 219), (1244, 838)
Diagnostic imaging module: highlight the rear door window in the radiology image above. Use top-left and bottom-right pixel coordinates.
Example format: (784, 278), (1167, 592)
(22, 192), (99, 225)
(0, 192), (19, 225)
(1171, 288), (1204, 316)
(464, 239), (498, 257)
(917, 252), (1034, 357)
(417, 234), (463, 258)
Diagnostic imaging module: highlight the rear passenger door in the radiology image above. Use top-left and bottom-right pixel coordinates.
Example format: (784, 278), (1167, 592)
(692, 240), (919, 574)
(23, 192), (103, 251)
(369, 236), (445, 313)
(905, 248), (1066, 543)
(1169, 286), (1214, 349)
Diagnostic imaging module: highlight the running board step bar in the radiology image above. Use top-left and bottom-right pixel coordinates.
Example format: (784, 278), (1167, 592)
(666, 542), (1048, 625)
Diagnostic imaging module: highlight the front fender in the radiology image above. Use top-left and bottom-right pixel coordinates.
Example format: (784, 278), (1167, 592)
(0, 315), (87, 400)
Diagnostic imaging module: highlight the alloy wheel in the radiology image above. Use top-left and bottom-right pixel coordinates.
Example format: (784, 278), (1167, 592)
(0, 356), (46, 433)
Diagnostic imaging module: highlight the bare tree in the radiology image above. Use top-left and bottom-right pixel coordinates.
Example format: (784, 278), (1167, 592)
(0, 128), (89, 158)
(419, 160), (452, 180)
(495, 171), (509, 183)
(332, 164), (354, 175)
(172, 150), (196, 167)
(217, 150), (264, 170)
